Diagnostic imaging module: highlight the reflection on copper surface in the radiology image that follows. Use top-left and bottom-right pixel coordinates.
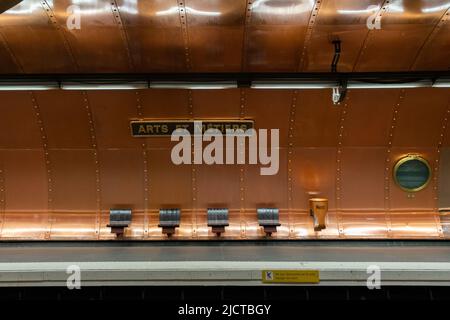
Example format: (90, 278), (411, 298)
(422, 3), (450, 13)
(251, 0), (314, 15)
(156, 6), (221, 16)
(0, 210), (443, 240)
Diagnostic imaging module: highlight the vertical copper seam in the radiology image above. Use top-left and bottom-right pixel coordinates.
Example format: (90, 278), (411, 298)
(29, 92), (53, 240)
(40, 1), (79, 70)
(410, 8), (450, 70)
(297, 0), (323, 71)
(335, 95), (350, 237)
(287, 90), (299, 238)
(178, 0), (192, 71)
(188, 90), (197, 238)
(240, 0), (253, 71)
(433, 96), (450, 238)
(239, 88), (246, 238)
(352, 0), (389, 72)
(111, 1), (135, 70)
(293, 0), (322, 233)
(82, 92), (102, 239)
(0, 160), (5, 237)
(384, 89), (405, 237)
(135, 91), (149, 238)
(0, 29), (24, 72)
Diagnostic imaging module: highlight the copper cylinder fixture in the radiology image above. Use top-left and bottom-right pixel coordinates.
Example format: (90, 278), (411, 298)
(309, 198), (328, 231)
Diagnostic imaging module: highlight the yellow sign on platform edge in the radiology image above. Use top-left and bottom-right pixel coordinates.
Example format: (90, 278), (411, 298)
(262, 270), (320, 284)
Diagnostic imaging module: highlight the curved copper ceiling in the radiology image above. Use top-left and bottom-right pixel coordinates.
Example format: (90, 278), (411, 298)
(0, 1), (23, 14)
(0, 0), (448, 73)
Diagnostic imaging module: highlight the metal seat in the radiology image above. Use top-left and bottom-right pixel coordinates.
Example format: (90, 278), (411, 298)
(107, 209), (132, 239)
(159, 209), (181, 236)
(207, 208), (229, 235)
(257, 208), (280, 236)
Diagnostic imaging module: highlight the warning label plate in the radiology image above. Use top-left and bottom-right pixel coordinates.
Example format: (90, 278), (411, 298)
(262, 270), (320, 284)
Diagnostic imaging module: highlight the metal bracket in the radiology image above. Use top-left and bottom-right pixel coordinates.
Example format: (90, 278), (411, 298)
(332, 80), (347, 105)
(331, 40), (341, 73)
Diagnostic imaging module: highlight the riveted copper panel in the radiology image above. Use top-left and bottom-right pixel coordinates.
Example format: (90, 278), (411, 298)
(339, 147), (386, 210)
(393, 88), (449, 147)
(140, 89), (190, 149)
(0, 1), (449, 240)
(342, 89), (399, 146)
(186, 0), (245, 72)
(34, 91), (92, 148)
(354, 0), (449, 71)
(88, 91), (142, 149)
(413, 16), (450, 70)
(115, 0), (186, 72)
(98, 149), (144, 211)
(1, 150), (47, 212)
(51, 0), (133, 72)
(192, 90), (240, 211)
(389, 211), (441, 238)
(340, 212), (389, 238)
(438, 147), (450, 209)
(1, 212), (49, 239)
(294, 90), (341, 147)
(49, 212), (97, 240)
(0, 88), (449, 240)
(244, 0), (313, 71)
(303, 0), (384, 72)
(0, 39), (21, 73)
(246, 89), (292, 147)
(0, 0), (447, 72)
(291, 147), (336, 211)
(0, 92), (41, 149)
(148, 148), (192, 210)
(0, 1), (75, 73)
(244, 149), (288, 209)
(0, 0), (448, 72)
(192, 89), (241, 118)
(50, 150), (97, 211)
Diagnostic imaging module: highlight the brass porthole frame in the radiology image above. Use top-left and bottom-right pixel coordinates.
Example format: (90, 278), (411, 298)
(393, 154), (432, 192)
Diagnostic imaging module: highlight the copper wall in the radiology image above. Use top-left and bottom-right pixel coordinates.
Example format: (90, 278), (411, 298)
(0, 0), (449, 240)
(0, 87), (448, 240)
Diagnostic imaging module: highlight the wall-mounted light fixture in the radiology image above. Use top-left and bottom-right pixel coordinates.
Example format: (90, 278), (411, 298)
(432, 78), (450, 88)
(61, 81), (148, 90)
(250, 81), (337, 89)
(150, 81), (237, 89)
(0, 71), (448, 91)
(0, 81), (59, 91)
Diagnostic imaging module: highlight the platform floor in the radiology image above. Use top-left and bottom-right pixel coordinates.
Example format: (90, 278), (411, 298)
(0, 241), (449, 286)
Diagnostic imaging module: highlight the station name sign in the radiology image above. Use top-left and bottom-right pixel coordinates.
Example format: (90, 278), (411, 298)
(131, 120), (254, 137)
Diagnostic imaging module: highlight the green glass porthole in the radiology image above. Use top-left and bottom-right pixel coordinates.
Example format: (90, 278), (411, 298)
(393, 155), (431, 192)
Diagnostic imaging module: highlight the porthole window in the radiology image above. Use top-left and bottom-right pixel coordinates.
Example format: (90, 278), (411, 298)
(393, 155), (431, 192)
